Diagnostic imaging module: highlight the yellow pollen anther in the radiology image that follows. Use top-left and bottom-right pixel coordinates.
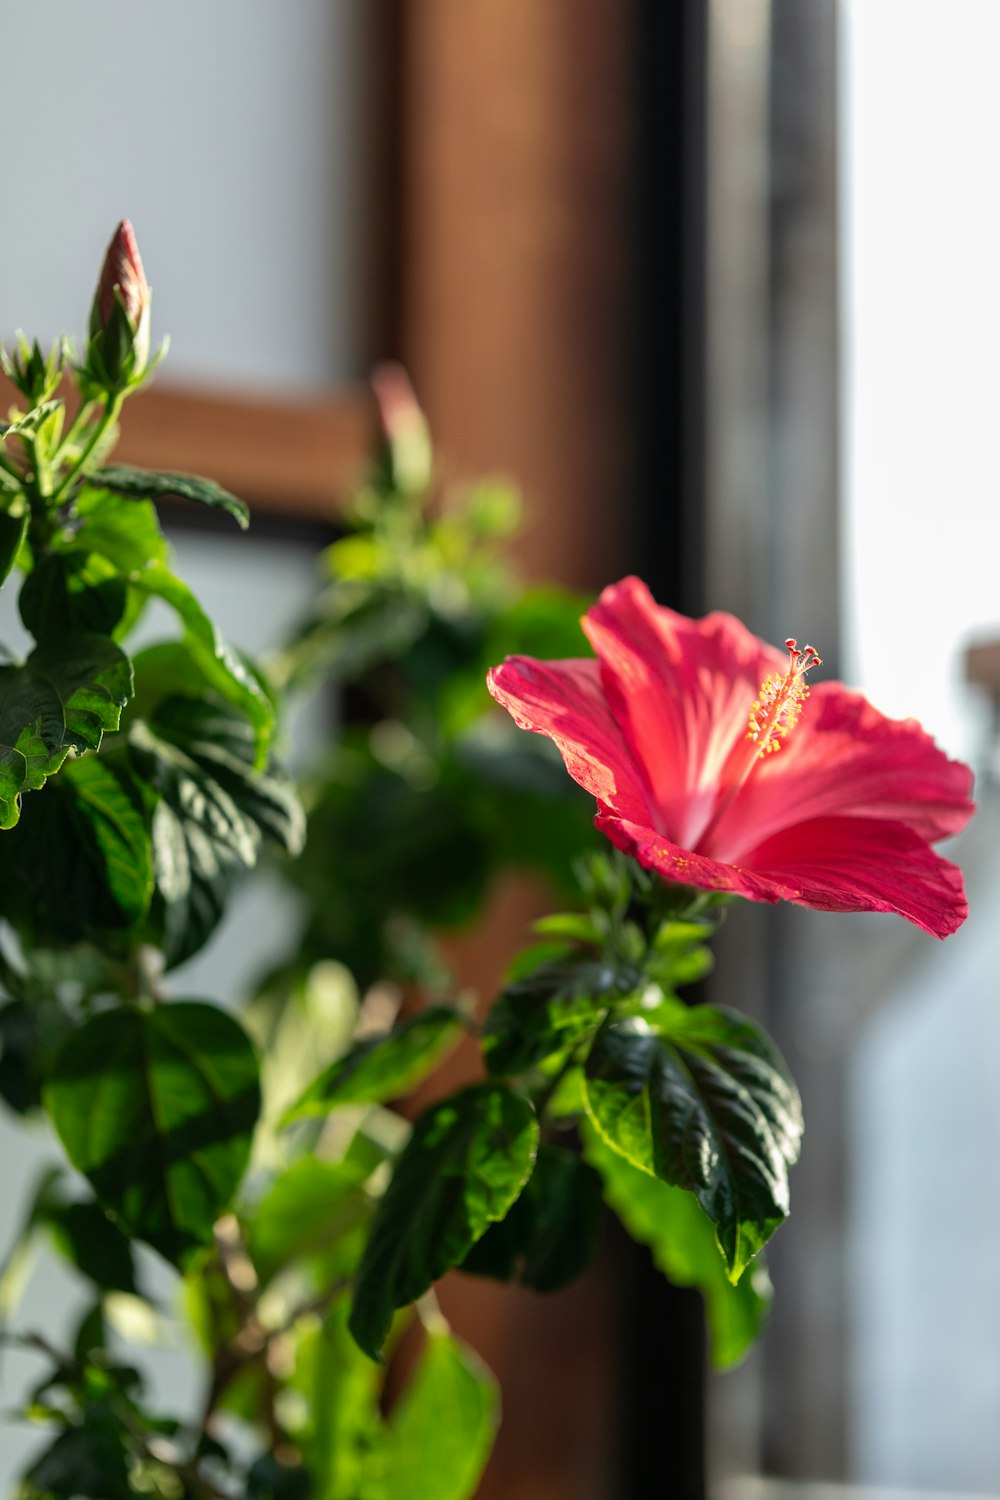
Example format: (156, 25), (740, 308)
(746, 639), (822, 758)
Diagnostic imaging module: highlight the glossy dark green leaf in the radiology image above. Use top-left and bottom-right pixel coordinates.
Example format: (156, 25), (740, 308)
(20, 551), (128, 643)
(44, 1002), (261, 1268)
(349, 1084), (538, 1358)
(96, 463), (250, 529)
(482, 957), (627, 1079)
(0, 508), (27, 588)
(284, 1006), (465, 1123)
(129, 693), (303, 966)
(582, 1004), (803, 1280)
(0, 757), (152, 941)
(583, 1124), (771, 1367)
(380, 1333), (499, 1500)
(461, 1142), (603, 1292)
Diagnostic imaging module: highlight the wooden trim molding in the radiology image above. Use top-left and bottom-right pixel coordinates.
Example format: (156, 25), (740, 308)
(2, 374), (374, 523)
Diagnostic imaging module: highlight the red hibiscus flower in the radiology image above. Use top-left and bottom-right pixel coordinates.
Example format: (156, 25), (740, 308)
(487, 577), (973, 938)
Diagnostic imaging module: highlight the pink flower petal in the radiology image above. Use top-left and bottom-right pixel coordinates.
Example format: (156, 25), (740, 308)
(487, 656), (654, 825)
(707, 682), (975, 861)
(741, 815), (968, 938)
(596, 811), (793, 905)
(583, 577), (786, 849)
(598, 810), (968, 939)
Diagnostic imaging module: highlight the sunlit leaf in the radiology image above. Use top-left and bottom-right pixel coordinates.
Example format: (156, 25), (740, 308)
(247, 1156), (373, 1286)
(379, 1333), (499, 1500)
(0, 634), (132, 827)
(131, 563), (273, 754)
(284, 1006), (465, 1123)
(583, 1003), (802, 1280)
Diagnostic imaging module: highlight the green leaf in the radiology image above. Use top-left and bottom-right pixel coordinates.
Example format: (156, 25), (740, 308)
(22, 1404), (130, 1499)
(47, 1197), (139, 1296)
(132, 563), (273, 753)
(0, 399), (63, 441)
(28, 634), (133, 752)
(486, 587), (591, 662)
(290, 1299), (384, 1497)
(0, 997), (69, 1114)
(64, 486), (171, 572)
(583, 1124), (771, 1368)
(0, 634), (132, 828)
(482, 957), (628, 1079)
(247, 1156), (373, 1286)
(349, 1084), (538, 1358)
(0, 508), (27, 588)
(461, 1142), (603, 1292)
(379, 1333), (499, 1500)
(96, 463), (250, 529)
(0, 757), (152, 941)
(44, 1002), (261, 1269)
(129, 692), (304, 967)
(582, 1006), (803, 1280)
(284, 1006), (465, 1123)
(20, 551), (128, 643)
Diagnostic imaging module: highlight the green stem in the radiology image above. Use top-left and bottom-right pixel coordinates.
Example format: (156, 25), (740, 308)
(58, 397), (99, 457)
(48, 392), (123, 508)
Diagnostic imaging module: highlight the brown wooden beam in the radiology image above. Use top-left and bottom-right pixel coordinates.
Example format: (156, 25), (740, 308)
(2, 375), (374, 522)
(398, 0), (634, 593)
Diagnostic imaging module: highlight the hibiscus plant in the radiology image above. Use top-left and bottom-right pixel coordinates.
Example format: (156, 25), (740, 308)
(0, 224), (974, 1499)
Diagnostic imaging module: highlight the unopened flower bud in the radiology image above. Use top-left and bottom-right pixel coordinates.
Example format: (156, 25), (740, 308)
(371, 363), (433, 496)
(85, 219), (153, 392)
(95, 220), (148, 330)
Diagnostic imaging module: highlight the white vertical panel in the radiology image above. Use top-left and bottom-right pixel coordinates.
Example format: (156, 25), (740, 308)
(2, 0), (365, 388)
(844, 1), (1000, 1489)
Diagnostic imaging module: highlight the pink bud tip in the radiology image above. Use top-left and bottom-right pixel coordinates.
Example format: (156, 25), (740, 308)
(96, 219), (149, 330)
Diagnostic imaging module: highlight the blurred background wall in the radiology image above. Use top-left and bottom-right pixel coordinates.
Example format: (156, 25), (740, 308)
(3, 2), (366, 389)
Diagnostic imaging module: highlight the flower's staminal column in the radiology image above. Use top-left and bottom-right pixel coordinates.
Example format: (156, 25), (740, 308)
(699, 639), (822, 850)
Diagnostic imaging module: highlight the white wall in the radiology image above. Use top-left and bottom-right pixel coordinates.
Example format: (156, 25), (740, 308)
(842, 0), (1000, 766)
(843, 2), (1000, 1489)
(2, 0), (366, 389)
